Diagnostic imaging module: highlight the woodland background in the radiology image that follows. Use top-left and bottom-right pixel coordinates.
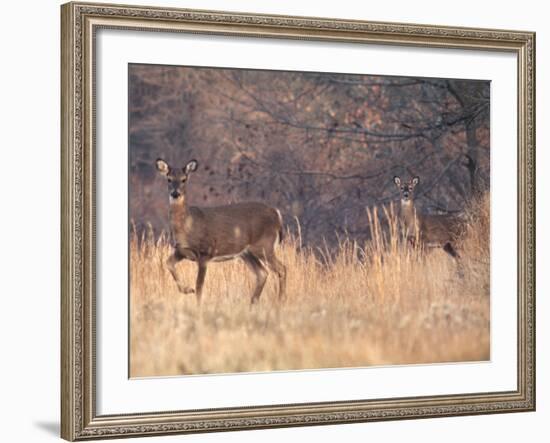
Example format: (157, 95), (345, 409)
(129, 64), (489, 245)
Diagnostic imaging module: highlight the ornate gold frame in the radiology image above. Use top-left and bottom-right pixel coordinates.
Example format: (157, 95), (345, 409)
(61, 2), (536, 440)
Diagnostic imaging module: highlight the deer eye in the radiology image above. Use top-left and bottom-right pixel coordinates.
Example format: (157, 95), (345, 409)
(167, 178), (172, 183)
(181, 178), (186, 183)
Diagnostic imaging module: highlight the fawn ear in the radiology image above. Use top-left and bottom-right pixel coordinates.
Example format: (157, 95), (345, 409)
(184, 159), (198, 174)
(155, 158), (170, 176)
(393, 176), (401, 186)
(412, 176), (420, 186)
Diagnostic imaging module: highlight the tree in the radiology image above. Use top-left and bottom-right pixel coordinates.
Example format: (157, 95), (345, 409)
(129, 65), (490, 247)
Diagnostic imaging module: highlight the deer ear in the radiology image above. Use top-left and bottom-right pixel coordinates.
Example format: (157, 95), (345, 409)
(184, 159), (198, 174)
(412, 176), (420, 186)
(393, 176), (401, 186)
(155, 158), (170, 176)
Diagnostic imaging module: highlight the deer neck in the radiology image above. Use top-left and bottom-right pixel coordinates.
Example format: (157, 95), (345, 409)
(169, 196), (190, 235)
(400, 199), (419, 230)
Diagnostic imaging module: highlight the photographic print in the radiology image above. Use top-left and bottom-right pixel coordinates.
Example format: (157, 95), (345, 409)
(61, 5), (535, 438)
(129, 64), (490, 378)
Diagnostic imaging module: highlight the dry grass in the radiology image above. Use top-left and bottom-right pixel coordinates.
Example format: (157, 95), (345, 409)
(130, 195), (490, 377)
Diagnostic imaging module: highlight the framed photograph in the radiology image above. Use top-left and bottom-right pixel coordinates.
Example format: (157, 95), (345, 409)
(61, 1), (535, 440)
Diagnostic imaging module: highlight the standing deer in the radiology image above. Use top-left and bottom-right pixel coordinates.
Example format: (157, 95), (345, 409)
(393, 176), (465, 260)
(155, 158), (286, 304)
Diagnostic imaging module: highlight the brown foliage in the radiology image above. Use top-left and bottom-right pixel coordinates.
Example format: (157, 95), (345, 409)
(129, 64), (490, 247)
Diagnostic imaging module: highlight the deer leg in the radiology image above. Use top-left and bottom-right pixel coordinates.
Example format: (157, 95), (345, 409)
(443, 242), (465, 279)
(166, 251), (194, 294)
(443, 242), (460, 259)
(241, 252), (268, 304)
(265, 253), (286, 301)
(195, 260), (208, 304)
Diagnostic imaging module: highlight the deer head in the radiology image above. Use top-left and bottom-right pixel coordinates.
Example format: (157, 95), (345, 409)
(155, 158), (198, 202)
(393, 176), (419, 203)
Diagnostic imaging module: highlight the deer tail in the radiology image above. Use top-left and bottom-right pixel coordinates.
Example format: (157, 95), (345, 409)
(275, 208), (284, 244)
(463, 153), (477, 193)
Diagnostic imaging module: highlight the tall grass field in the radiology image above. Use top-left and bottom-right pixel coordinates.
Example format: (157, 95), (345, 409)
(130, 195), (490, 377)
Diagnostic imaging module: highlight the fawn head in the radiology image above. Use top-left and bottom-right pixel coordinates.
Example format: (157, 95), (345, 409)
(155, 158), (198, 201)
(393, 176), (419, 203)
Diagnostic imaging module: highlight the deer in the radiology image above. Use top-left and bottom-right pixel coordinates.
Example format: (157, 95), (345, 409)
(393, 176), (465, 260)
(155, 158), (286, 304)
